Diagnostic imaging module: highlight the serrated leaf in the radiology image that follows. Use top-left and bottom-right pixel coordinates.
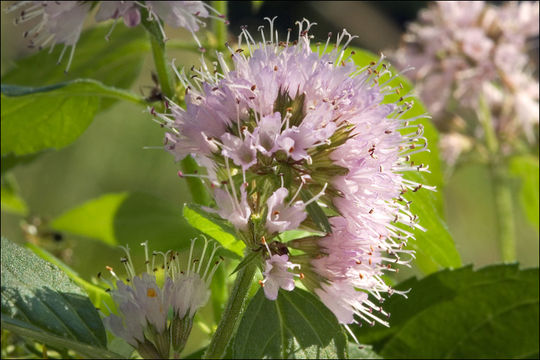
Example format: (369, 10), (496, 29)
(0, 237), (110, 356)
(25, 243), (115, 316)
(354, 264), (539, 359)
(300, 189), (332, 234)
(1, 316), (122, 359)
(347, 344), (382, 359)
(509, 155), (539, 231)
(50, 192), (199, 256)
(183, 203), (245, 259)
(233, 288), (347, 359)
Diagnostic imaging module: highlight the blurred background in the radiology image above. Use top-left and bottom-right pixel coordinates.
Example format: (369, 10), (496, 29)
(1, 1), (539, 354)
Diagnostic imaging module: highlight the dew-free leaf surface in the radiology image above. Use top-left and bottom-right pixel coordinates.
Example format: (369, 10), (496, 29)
(354, 264), (539, 359)
(233, 288), (348, 359)
(0, 237), (119, 358)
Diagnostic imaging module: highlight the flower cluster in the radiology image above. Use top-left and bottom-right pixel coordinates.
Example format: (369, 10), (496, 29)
(100, 238), (221, 358)
(393, 1), (539, 165)
(7, 1), (226, 71)
(157, 18), (431, 330)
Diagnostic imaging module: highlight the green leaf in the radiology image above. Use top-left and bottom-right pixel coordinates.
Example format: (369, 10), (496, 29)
(1, 237), (110, 355)
(1, 173), (28, 215)
(1, 151), (44, 175)
(51, 192), (200, 255)
(1, 316), (122, 359)
(183, 203), (245, 259)
(25, 243), (115, 316)
(233, 288), (347, 359)
(354, 264), (539, 359)
(1, 82), (97, 157)
(1, 80), (145, 158)
(347, 344), (382, 359)
(300, 189), (332, 234)
(509, 155), (539, 230)
(2, 23), (148, 94)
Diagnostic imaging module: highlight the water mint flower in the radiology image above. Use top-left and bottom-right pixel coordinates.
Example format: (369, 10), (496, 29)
(96, 1), (227, 47)
(8, 1), (227, 71)
(7, 1), (91, 71)
(95, 1), (142, 28)
(393, 1), (539, 162)
(156, 18), (430, 328)
(265, 187), (307, 234)
(261, 238), (301, 300)
(100, 238), (221, 358)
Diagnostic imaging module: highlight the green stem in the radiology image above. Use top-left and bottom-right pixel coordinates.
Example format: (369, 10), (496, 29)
(478, 95), (516, 262)
(204, 261), (257, 359)
(166, 40), (207, 53)
(491, 163), (517, 262)
(212, 1), (228, 51)
(149, 32), (210, 206)
(149, 35), (174, 98)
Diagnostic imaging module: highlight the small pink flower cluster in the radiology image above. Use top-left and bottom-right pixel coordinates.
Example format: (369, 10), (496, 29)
(100, 239), (221, 358)
(157, 18), (431, 329)
(7, 1), (225, 71)
(394, 1), (539, 163)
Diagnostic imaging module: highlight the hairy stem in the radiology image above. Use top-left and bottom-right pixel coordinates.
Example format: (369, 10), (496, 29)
(491, 163), (517, 262)
(149, 32), (210, 205)
(204, 260), (257, 359)
(150, 35), (174, 98)
(478, 96), (516, 262)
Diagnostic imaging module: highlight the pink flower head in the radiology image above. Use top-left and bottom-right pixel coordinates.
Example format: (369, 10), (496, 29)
(221, 133), (257, 171)
(253, 112), (282, 156)
(8, 1), (91, 71)
(95, 1), (141, 28)
(262, 254), (300, 300)
(393, 1), (539, 155)
(101, 239), (221, 356)
(212, 182), (251, 231)
(261, 240), (301, 300)
(95, 1), (227, 48)
(156, 18), (431, 328)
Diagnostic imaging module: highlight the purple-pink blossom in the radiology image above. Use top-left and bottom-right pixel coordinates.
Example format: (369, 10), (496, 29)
(157, 18), (431, 328)
(394, 1), (539, 162)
